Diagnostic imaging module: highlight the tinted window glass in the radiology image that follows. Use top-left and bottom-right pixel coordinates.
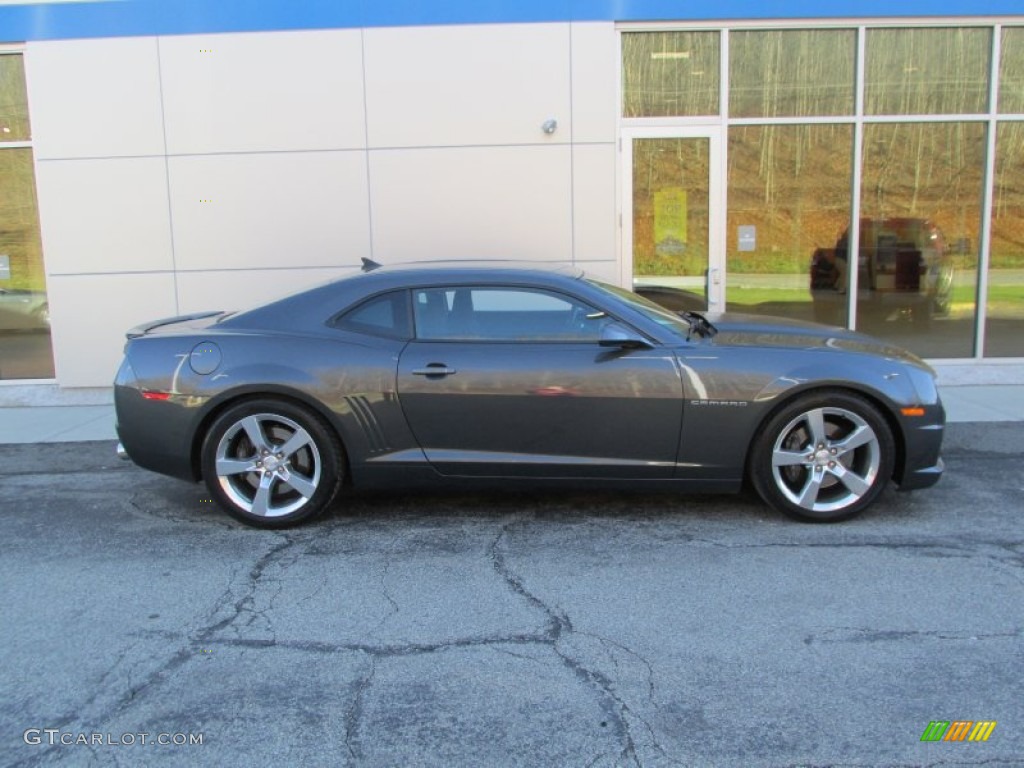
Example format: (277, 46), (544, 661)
(412, 287), (611, 341)
(336, 291), (411, 339)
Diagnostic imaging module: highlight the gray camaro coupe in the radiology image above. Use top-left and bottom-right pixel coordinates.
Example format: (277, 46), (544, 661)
(114, 262), (944, 528)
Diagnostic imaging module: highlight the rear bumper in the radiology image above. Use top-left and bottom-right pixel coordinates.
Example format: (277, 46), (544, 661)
(115, 384), (201, 482)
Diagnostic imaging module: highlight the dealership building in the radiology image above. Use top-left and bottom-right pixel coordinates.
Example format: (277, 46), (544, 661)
(0, 0), (1022, 387)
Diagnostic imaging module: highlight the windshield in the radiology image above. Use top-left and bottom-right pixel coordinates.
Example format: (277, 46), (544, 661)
(587, 280), (692, 337)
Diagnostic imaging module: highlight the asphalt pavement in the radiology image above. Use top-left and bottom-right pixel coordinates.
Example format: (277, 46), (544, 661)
(1, 424), (1022, 767)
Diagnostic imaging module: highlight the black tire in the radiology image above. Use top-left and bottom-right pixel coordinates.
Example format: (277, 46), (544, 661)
(200, 398), (343, 528)
(750, 390), (895, 523)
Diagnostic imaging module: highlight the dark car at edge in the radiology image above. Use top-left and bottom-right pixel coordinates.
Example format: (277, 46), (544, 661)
(114, 262), (944, 527)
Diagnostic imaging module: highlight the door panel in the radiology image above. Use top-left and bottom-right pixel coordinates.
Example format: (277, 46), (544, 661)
(396, 342), (683, 478)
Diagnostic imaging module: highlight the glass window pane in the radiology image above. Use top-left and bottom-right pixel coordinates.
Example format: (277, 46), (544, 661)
(0, 148), (54, 379)
(631, 137), (711, 303)
(0, 54), (31, 142)
(865, 28), (991, 115)
(729, 30), (855, 118)
(622, 32), (720, 117)
(726, 124), (853, 324)
(999, 27), (1024, 113)
(986, 123), (1024, 356)
(412, 288), (609, 341)
(858, 123), (985, 358)
(336, 291), (411, 339)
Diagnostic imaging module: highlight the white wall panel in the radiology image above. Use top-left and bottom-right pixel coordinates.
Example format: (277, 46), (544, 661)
(47, 272), (177, 387)
(570, 22), (618, 144)
(363, 23), (571, 148)
(571, 260), (619, 283)
(25, 38), (165, 159)
(571, 143), (617, 263)
(167, 151), (371, 271)
(175, 267), (355, 315)
(159, 30), (367, 155)
(369, 145), (572, 261)
(35, 157), (173, 275)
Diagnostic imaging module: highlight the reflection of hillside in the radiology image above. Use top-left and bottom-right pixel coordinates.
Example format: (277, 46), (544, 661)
(993, 123), (1024, 266)
(0, 150), (45, 293)
(726, 125), (852, 275)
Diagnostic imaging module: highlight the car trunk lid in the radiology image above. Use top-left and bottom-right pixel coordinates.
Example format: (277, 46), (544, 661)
(125, 311), (229, 339)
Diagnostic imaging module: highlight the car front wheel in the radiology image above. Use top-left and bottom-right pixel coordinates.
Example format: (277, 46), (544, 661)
(200, 399), (343, 528)
(750, 391), (895, 522)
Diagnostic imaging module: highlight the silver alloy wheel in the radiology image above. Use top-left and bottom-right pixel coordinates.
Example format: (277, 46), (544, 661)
(214, 412), (322, 518)
(770, 406), (881, 514)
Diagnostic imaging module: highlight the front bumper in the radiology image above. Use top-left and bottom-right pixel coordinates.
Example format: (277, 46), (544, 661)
(898, 455), (944, 491)
(896, 401), (945, 490)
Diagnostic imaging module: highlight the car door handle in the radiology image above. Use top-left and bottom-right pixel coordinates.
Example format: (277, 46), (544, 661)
(411, 364), (457, 377)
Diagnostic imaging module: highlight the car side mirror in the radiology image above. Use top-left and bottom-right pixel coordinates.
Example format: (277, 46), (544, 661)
(599, 323), (652, 349)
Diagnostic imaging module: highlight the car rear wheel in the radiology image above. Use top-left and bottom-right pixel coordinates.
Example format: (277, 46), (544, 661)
(200, 399), (343, 528)
(750, 391), (895, 522)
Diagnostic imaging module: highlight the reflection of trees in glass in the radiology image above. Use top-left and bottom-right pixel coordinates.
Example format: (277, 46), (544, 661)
(729, 30), (855, 118)
(0, 149), (46, 292)
(987, 121), (1024, 355)
(0, 54), (32, 141)
(632, 139), (710, 276)
(727, 125), (852, 274)
(622, 32), (719, 117)
(861, 122), (985, 256)
(0, 55), (44, 294)
(999, 27), (1024, 113)
(866, 28), (991, 115)
(992, 122), (1024, 265)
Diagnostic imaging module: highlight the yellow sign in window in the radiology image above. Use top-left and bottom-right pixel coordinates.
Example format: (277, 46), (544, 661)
(654, 188), (688, 255)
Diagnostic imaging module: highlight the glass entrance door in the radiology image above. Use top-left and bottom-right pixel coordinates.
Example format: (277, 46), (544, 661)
(622, 128), (724, 313)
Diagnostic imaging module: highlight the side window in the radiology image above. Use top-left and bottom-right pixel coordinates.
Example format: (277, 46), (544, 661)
(412, 287), (611, 342)
(334, 291), (411, 339)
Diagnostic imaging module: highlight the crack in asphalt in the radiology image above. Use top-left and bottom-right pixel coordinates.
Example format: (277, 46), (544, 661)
(486, 516), (641, 767)
(368, 534), (401, 636)
(125, 492), (238, 531)
(343, 654), (376, 761)
(805, 626), (1022, 645)
(201, 533), (296, 640)
(8, 532), (302, 768)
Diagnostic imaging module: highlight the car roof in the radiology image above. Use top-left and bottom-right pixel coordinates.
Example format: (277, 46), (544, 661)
(222, 260), (588, 331)
(359, 259), (582, 279)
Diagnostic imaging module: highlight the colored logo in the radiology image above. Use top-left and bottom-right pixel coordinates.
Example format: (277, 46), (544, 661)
(920, 721), (997, 742)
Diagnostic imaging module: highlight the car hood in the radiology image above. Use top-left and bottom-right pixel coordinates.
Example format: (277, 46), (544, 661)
(703, 312), (933, 370)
